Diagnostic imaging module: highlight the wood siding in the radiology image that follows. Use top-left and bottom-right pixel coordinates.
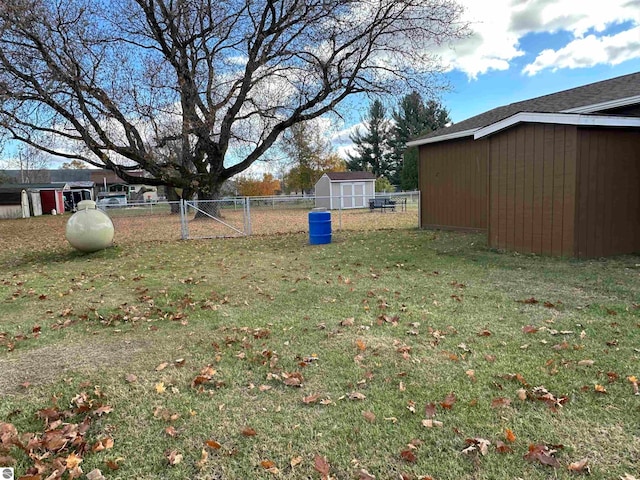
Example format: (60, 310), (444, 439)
(488, 124), (578, 256)
(418, 137), (487, 230)
(575, 128), (640, 258)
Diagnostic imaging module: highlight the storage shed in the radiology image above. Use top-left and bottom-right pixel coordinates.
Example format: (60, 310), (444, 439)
(409, 72), (640, 258)
(314, 171), (376, 210)
(0, 188), (30, 219)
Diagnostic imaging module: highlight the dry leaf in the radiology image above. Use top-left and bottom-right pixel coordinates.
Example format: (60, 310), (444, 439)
(516, 388), (527, 401)
(290, 456), (303, 468)
(125, 374), (137, 383)
(577, 359), (595, 366)
(349, 392), (366, 400)
(241, 427), (257, 437)
(65, 452), (83, 469)
(568, 458), (590, 473)
(206, 440), (222, 449)
(400, 449), (416, 463)
(86, 469), (106, 480)
(165, 426), (178, 437)
(362, 411), (376, 423)
(356, 339), (367, 351)
(155, 362), (169, 371)
(165, 450), (183, 466)
(314, 455), (330, 476)
(421, 419), (443, 428)
(302, 394), (321, 404)
(155, 382), (166, 394)
(440, 392), (456, 409)
(594, 384), (607, 394)
(505, 429), (516, 442)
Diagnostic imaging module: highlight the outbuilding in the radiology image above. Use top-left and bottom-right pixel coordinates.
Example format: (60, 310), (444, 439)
(314, 171), (376, 210)
(409, 72), (640, 258)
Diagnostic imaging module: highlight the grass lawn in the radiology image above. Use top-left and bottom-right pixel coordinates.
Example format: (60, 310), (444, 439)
(0, 219), (639, 479)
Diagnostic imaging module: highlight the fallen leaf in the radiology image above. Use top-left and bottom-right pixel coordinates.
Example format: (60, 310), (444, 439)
(518, 297), (539, 304)
(261, 459), (276, 469)
(349, 392), (366, 401)
(125, 374), (137, 383)
(290, 456), (303, 468)
(302, 394), (321, 405)
(400, 449), (416, 463)
(477, 329), (492, 336)
(424, 402), (436, 418)
(196, 448), (208, 470)
(358, 468), (376, 479)
(421, 419), (443, 428)
(463, 438), (491, 456)
(165, 450), (183, 466)
(594, 384), (607, 394)
(465, 369), (476, 383)
(440, 392), (456, 409)
(356, 339), (367, 351)
(495, 440), (512, 453)
(155, 362), (169, 371)
(491, 397), (511, 408)
(516, 388), (528, 401)
(205, 440), (222, 449)
(340, 318), (354, 327)
(92, 437), (114, 452)
(86, 469), (106, 480)
(568, 458), (590, 473)
(577, 359), (595, 367)
(314, 455), (330, 476)
(65, 452), (83, 469)
(155, 382), (166, 394)
(505, 429), (516, 443)
(522, 325), (538, 334)
(241, 427), (257, 437)
(524, 444), (561, 468)
(165, 426), (178, 437)
(362, 411), (376, 423)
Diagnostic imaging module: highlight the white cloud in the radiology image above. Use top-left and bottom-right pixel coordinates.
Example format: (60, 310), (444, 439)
(445, 0), (640, 78)
(523, 26), (640, 75)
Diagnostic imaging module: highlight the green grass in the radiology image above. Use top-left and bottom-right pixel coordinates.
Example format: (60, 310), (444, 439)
(1, 229), (639, 479)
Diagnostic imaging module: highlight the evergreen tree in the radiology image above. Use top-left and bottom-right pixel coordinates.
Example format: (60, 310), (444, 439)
(346, 100), (394, 178)
(390, 92), (450, 190)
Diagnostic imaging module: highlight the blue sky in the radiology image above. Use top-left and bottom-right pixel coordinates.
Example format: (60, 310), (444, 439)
(330, 0), (640, 158)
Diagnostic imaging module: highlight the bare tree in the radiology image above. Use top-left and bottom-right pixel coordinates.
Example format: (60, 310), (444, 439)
(4, 145), (50, 183)
(0, 0), (466, 203)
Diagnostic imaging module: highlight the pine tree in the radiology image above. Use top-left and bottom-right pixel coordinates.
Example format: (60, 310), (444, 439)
(346, 100), (393, 179)
(390, 92), (450, 190)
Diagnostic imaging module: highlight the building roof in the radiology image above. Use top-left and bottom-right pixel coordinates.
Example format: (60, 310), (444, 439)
(325, 171), (377, 181)
(0, 183), (68, 190)
(409, 71), (640, 146)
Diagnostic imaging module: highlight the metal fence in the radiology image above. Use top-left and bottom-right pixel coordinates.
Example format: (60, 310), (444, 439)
(98, 191), (419, 243)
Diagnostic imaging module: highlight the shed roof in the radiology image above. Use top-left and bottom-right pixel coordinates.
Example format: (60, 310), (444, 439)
(409, 71), (640, 146)
(0, 182), (68, 190)
(325, 171), (376, 181)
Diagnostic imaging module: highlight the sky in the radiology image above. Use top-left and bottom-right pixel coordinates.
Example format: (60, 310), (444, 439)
(1, 0), (639, 174)
(330, 0), (640, 159)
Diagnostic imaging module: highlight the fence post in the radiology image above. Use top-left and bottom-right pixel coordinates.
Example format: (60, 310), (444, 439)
(245, 197), (252, 236)
(179, 199), (189, 239)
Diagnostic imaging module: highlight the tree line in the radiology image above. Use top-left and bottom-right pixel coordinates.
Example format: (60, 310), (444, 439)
(347, 92), (450, 191)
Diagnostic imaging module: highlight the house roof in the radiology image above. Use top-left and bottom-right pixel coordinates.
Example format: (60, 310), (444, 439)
(408, 71), (640, 146)
(0, 183), (68, 190)
(325, 171), (376, 181)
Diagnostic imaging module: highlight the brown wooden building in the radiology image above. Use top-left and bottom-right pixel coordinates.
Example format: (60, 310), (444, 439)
(410, 72), (640, 258)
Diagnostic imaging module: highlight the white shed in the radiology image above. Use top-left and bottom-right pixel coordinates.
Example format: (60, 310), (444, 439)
(314, 171), (376, 210)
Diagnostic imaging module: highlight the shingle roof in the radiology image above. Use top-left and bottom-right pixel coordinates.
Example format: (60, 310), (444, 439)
(325, 171), (376, 181)
(412, 71), (640, 143)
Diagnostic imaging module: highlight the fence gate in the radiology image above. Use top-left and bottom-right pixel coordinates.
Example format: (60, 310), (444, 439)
(180, 198), (249, 240)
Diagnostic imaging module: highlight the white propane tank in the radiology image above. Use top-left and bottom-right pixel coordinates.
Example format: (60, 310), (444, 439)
(65, 200), (115, 252)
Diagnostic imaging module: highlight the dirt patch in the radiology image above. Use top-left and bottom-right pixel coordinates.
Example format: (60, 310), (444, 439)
(0, 338), (149, 396)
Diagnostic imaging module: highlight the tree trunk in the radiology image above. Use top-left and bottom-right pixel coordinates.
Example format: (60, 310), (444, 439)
(166, 187), (181, 214)
(193, 184), (223, 219)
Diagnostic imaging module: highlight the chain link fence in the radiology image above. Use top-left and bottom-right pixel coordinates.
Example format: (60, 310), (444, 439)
(98, 191), (419, 244)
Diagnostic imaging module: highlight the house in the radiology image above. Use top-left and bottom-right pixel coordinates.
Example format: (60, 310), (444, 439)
(408, 72), (640, 258)
(314, 171), (376, 209)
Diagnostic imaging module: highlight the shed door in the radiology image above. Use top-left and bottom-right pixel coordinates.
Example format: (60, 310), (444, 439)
(353, 183), (365, 208)
(341, 183), (354, 209)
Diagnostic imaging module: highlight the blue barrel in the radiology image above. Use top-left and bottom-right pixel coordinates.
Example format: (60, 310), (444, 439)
(309, 210), (331, 245)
